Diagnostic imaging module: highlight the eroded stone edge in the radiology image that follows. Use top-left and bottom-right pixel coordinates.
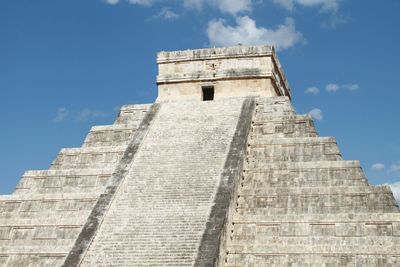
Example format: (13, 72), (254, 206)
(62, 103), (160, 267)
(194, 97), (256, 267)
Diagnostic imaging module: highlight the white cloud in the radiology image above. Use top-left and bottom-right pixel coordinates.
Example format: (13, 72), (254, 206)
(53, 108), (69, 123)
(381, 182), (400, 203)
(371, 163), (385, 171)
(326, 83), (340, 93)
(272, 0), (294, 10)
(183, 0), (204, 10)
(326, 83), (359, 93)
(104, 0), (120, 4)
(390, 162), (400, 172)
(273, 0), (339, 13)
(184, 0), (252, 15)
(321, 14), (347, 29)
(305, 86), (319, 95)
(217, 0), (252, 14)
(152, 7), (179, 20)
(307, 108), (323, 121)
(77, 108), (107, 122)
(207, 16), (305, 51)
(128, 0), (155, 6)
(105, 0), (155, 6)
(342, 83), (359, 91)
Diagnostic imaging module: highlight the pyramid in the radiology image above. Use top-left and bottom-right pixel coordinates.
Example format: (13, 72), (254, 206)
(1, 45), (400, 266)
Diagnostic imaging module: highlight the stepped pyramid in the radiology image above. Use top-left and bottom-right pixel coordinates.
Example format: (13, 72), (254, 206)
(1, 45), (400, 266)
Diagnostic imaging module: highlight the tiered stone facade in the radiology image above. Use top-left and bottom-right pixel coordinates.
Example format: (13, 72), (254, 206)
(0, 104), (150, 266)
(1, 45), (399, 266)
(223, 97), (400, 266)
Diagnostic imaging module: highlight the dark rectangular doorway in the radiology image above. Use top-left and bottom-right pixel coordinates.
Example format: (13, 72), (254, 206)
(202, 86), (214, 101)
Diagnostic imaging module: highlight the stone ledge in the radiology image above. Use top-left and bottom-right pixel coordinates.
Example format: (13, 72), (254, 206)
(157, 45), (275, 63)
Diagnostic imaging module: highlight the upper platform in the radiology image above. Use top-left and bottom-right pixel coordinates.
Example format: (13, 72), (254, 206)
(156, 45), (291, 102)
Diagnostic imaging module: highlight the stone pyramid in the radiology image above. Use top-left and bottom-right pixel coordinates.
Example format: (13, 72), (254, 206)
(1, 45), (400, 266)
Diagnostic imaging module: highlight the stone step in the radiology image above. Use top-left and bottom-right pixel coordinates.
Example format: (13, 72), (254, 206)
(233, 211), (400, 223)
(244, 161), (366, 186)
(255, 97), (294, 115)
(246, 137), (342, 163)
(227, 238), (400, 254)
(0, 226), (81, 242)
(251, 114), (318, 138)
(0, 244), (71, 255)
(114, 104), (151, 126)
(242, 161), (367, 188)
(0, 216), (87, 226)
(238, 185), (389, 197)
(50, 146), (125, 170)
(225, 253), (400, 266)
(229, 220), (400, 239)
(0, 210), (92, 222)
(236, 204), (398, 215)
(14, 169), (113, 195)
(245, 160), (361, 170)
(82, 124), (136, 148)
(0, 193), (98, 215)
(236, 187), (398, 214)
(1, 255), (66, 267)
(252, 114), (311, 122)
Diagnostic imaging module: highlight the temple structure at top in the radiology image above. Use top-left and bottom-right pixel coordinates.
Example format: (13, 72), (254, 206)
(156, 45), (291, 101)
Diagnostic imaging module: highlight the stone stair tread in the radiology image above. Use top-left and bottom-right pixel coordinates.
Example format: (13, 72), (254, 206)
(22, 168), (114, 177)
(245, 160), (361, 170)
(89, 124), (137, 131)
(0, 245), (71, 254)
(0, 216), (87, 226)
(0, 192), (99, 201)
(238, 185), (393, 196)
(228, 243), (400, 254)
(233, 212), (400, 222)
(57, 146), (126, 154)
(249, 136), (336, 145)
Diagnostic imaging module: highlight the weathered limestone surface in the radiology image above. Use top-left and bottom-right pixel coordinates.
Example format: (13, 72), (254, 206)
(2, 45), (400, 267)
(156, 45), (291, 102)
(0, 104), (151, 266)
(80, 98), (246, 266)
(222, 97), (400, 266)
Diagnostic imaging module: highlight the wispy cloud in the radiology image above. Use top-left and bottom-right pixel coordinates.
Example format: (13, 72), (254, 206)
(321, 14), (348, 29)
(151, 7), (179, 20)
(342, 83), (359, 91)
(371, 163), (385, 171)
(109, 0), (252, 15)
(77, 108), (107, 122)
(326, 83), (340, 93)
(207, 16), (305, 51)
(272, 0), (339, 13)
(307, 108), (323, 121)
(184, 0), (252, 15)
(326, 83), (359, 93)
(104, 0), (120, 4)
(305, 86), (319, 95)
(128, 0), (155, 6)
(105, 0), (155, 6)
(390, 162), (400, 172)
(53, 108), (69, 123)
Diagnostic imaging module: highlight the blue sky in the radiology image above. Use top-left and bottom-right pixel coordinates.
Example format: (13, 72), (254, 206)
(1, 0), (400, 198)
